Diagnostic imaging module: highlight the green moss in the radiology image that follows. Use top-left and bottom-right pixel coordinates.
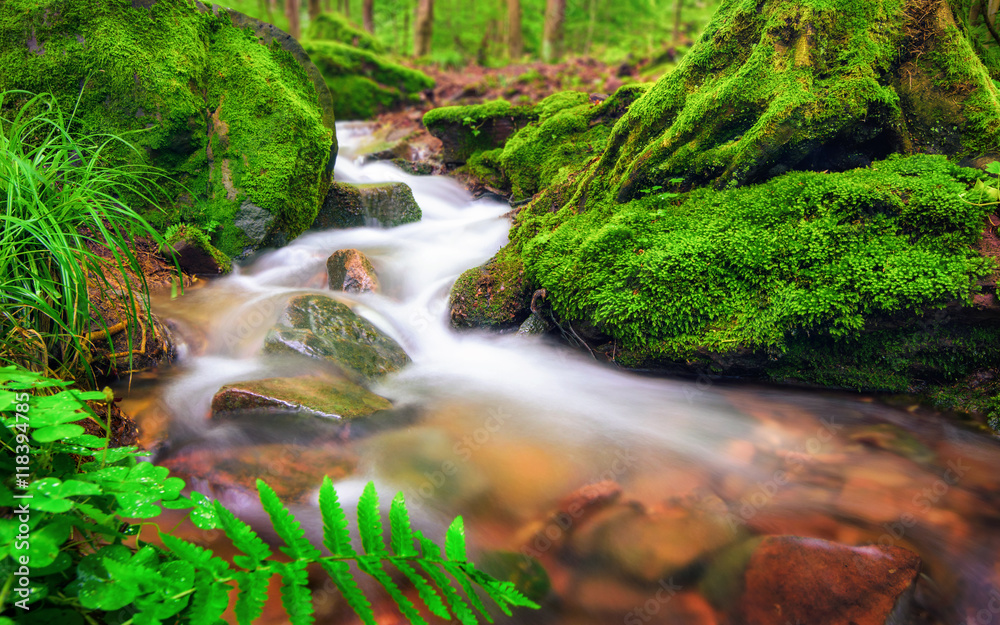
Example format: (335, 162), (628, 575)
(449, 245), (533, 330)
(163, 223), (232, 273)
(0, 0), (335, 258)
(305, 12), (382, 52)
(515, 154), (994, 360)
(304, 40), (433, 120)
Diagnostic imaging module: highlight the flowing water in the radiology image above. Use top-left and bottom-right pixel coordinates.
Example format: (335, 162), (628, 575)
(125, 123), (1000, 625)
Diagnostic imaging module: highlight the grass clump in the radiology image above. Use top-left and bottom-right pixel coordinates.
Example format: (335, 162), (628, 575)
(0, 90), (169, 380)
(516, 154), (996, 362)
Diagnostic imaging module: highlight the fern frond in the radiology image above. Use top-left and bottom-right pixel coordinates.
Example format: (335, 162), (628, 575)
(441, 562), (493, 622)
(215, 501), (272, 568)
(445, 516), (468, 562)
(257, 479), (321, 560)
(275, 560), (315, 625)
(234, 569), (271, 625)
(319, 475), (355, 557)
(467, 569), (540, 610)
(417, 560), (479, 625)
(389, 492), (418, 557)
(357, 481), (386, 557)
(188, 572), (231, 625)
(318, 559), (376, 625)
(159, 533), (231, 578)
(357, 557), (428, 625)
(395, 560), (452, 620)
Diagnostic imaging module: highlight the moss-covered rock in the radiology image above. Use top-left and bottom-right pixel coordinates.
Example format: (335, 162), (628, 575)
(314, 181), (421, 229)
(305, 12), (382, 52)
(264, 294), (410, 378)
(0, 0), (336, 259)
(424, 99), (538, 166)
(211, 374), (392, 420)
(161, 223), (231, 275)
(449, 245), (533, 331)
(304, 40), (433, 120)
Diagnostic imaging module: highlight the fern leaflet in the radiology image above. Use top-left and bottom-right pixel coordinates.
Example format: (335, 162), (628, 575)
(319, 475), (355, 557)
(417, 560), (479, 625)
(257, 479), (321, 560)
(215, 500), (272, 568)
(188, 573), (230, 625)
(357, 481), (386, 557)
(318, 559), (376, 625)
(390, 491), (418, 557)
(275, 560), (315, 625)
(357, 557), (428, 625)
(395, 560), (452, 620)
(159, 533), (231, 578)
(233, 569), (270, 625)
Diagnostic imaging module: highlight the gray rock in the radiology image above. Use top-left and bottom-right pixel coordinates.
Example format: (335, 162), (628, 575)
(516, 313), (550, 337)
(314, 181), (421, 229)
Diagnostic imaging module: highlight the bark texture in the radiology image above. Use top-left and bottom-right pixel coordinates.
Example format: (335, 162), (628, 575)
(414, 0), (434, 56)
(542, 0), (565, 63)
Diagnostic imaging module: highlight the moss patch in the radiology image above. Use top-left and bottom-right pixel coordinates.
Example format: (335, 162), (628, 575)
(305, 12), (382, 52)
(449, 245), (533, 331)
(515, 154), (994, 361)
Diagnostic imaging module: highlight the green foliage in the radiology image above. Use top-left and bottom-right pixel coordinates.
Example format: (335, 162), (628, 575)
(306, 12), (384, 52)
(516, 154), (996, 361)
(0, 90), (170, 380)
(0, 366), (540, 624)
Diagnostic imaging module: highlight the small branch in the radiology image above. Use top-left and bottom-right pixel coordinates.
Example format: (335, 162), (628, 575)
(981, 0), (1000, 48)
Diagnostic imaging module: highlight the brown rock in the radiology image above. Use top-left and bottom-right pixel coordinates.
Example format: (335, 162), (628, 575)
(327, 249), (380, 293)
(735, 536), (920, 625)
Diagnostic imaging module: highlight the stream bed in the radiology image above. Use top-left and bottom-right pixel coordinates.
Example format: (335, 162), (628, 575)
(122, 123), (1000, 625)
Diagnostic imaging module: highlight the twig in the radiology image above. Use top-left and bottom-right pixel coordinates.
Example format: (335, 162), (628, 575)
(981, 0), (1000, 48)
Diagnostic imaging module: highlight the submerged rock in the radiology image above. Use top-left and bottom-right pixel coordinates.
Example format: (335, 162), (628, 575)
(728, 536), (920, 625)
(211, 374), (391, 420)
(327, 249), (380, 293)
(314, 181), (421, 229)
(0, 1), (336, 259)
(263, 294), (409, 378)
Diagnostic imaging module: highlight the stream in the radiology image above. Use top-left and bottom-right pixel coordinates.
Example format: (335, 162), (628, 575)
(122, 123), (1000, 625)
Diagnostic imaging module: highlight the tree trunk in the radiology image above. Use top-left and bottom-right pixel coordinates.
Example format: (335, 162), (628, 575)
(363, 0), (375, 32)
(285, 0), (301, 38)
(507, 0), (523, 59)
(542, 0), (565, 63)
(308, 0), (321, 21)
(591, 0), (1000, 201)
(414, 0), (434, 57)
(340, 0), (350, 20)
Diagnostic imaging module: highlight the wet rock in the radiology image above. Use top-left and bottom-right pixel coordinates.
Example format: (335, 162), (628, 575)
(516, 312), (550, 337)
(160, 224), (230, 276)
(569, 494), (738, 584)
(314, 181), (421, 229)
(450, 246), (533, 332)
(263, 294), (409, 378)
(729, 536), (921, 625)
(233, 201), (276, 253)
(211, 374), (391, 420)
(327, 249), (380, 293)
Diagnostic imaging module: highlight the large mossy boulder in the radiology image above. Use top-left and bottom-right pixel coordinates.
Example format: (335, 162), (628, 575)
(442, 0), (1000, 404)
(0, 0), (336, 259)
(264, 294), (410, 379)
(303, 13), (433, 121)
(424, 99), (539, 166)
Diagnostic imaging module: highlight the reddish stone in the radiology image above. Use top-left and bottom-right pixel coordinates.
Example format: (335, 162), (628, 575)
(735, 536), (920, 625)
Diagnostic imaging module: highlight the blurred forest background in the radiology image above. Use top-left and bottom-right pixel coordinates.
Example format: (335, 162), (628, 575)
(222, 0), (722, 70)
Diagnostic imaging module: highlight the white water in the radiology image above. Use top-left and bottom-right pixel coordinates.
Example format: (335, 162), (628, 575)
(142, 123), (1000, 624)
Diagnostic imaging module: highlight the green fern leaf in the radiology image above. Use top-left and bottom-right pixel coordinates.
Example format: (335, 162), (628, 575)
(467, 569), (540, 610)
(445, 516), (468, 562)
(395, 561), (452, 620)
(389, 492), (417, 557)
(318, 560), (376, 625)
(357, 557), (428, 625)
(442, 562), (493, 622)
(188, 573), (230, 625)
(257, 479), (321, 560)
(275, 560), (315, 625)
(233, 569), (270, 625)
(318, 475), (355, 556)
(159, 533), (231, 578)
(417, 561), (479, 625)
(215, 501), (272, 568)
(357, 481), (386, 556)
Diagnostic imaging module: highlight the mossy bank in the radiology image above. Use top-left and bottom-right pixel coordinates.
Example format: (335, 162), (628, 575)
(0, 0), (336, 259)
(437, 0), (1000, 425)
